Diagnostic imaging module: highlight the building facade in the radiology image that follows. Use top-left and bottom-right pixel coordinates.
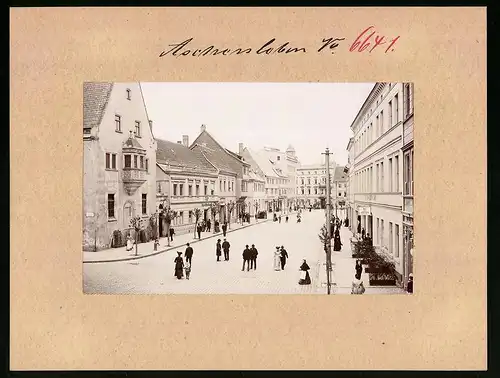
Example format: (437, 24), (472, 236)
(296, 161), (336, 209)
(348, 82), (405, 283)
(156, 137), (219, 236)
(258, 146), (300, 210)
(190, 125), (252, 224)
(240, 146), (289, 213)
(401, 82), (415, 289)
(83, 82), (157, 251)
(332, 166), (348, 219)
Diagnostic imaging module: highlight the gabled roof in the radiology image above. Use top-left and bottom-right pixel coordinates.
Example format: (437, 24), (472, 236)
(333, 166), (348, 181)
(245, 148), (286, 178)
(189, 130), (246, 176)
(83, 82), (113, 130)
(123, 135), (145, 150)
(156, 139), (218, 174)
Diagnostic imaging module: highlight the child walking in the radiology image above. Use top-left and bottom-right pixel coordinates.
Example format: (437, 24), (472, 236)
(184, 261), (191, 280)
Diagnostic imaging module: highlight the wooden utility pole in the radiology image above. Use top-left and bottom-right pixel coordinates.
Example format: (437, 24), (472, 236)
(322, 148), (333, 295)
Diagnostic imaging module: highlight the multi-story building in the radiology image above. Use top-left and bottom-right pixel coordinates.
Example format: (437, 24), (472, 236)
(346, 138), (355, 227)
(83, 82), (157, 251)
(348, 82), (405, 283)
(332, 166), (348, 219)
(401, 82), (414, 289)
(236, 144), (267, 217)
(190, 125), (252, 223)
(241, 147), (289, 213)
(156, 137), (219, 236)
(296, 160), (336, 209)
(257, 146), (300, 210)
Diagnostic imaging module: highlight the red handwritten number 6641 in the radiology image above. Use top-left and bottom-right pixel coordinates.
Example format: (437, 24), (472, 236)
(350, 26), (400, 53)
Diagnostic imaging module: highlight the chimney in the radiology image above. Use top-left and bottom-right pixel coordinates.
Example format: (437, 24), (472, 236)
(239, 143), (244, 155)
(177, 141), (182, 144)
(200, 124), (206, 133)
(182, 135), (189, 147)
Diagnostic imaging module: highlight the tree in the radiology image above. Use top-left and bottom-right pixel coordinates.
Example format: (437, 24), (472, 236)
(160, 201), (177, 247)
(227, 200), (236, 229)
(129, 215), (142, 256)
(209, 203), (219, 234)
(254, 202), (259, 219)
(193, 207), (202, 239)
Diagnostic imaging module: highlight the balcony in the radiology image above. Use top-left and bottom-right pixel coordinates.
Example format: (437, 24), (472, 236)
(122, 168), (146, 195)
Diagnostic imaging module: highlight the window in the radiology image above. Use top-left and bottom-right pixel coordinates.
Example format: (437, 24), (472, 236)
(133, 155), (138, 168)
(277, 156), (280, 161)
(220, 180), (222, 192)
(204, 185), (208, 195)
(376, 164), (379, 192)
(224, 181), (227, 192)
(173, 184), (178, 196)
(388, 100), (392, 127)
(179, 184), (184, 196)
(380, 162), (384, 192)
(115, 115), (121, 132)
(126, 88), (131, 100)
(196, 185), (200, 196)
(140, 156), (144, 169)
(188, 185), (192, 196)
(389, 222), (393, 254)
(315, 188), (317, 195)
(179, 211), (184, 224)
(404, 150), (413, 195)
(394, 94), (399, 123)
(376, 115), (380, 137)
(107, 194), (115, 218)
(395, 224), (400, 257)
(124, 155), (131, 168)
(380, 110), (384, 134)
(145, 158), (149, 172)
(338, 192), (341, 197)
(188, 211), (193, 223)
(157, 182), (162, 193)
(404, 84), (412, 118)
(105, 153), (117, 169)
(134, 121), (141, 137)
(380, 219), (385, 246)
(376, 218), (380, 244)
(388, 158), (393, 191)
(142, 194), (147, 214)
(106, 153), (110, 169)
(394, 155), (399, 191)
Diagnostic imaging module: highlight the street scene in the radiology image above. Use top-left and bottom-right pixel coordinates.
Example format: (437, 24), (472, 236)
(83, 82), (414, 294)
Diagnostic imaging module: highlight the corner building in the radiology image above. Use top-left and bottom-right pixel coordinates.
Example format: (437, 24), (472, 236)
(349, 82), (405, 283)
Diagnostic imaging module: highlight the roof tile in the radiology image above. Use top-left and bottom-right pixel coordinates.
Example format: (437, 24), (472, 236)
(156, 139), (218, 173)
(83, 82), (113, 130)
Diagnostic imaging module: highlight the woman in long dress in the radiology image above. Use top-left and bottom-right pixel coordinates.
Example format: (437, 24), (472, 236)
(274, 247), (281, 271)
(174, 251), (184, 279)
(333, 235), (342, 251)
(298, 259), (311, 285)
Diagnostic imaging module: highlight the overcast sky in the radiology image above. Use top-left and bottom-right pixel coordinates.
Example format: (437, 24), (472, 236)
(141, 82), (374, 166)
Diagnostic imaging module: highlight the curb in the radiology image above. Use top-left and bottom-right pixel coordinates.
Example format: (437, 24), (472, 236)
(83, 218), (272, 264)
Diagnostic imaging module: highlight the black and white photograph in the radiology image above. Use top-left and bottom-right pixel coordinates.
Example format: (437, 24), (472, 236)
(83, 82), (415, 295)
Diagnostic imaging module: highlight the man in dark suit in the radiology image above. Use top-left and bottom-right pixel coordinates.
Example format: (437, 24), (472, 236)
(222, 238), (230, 261)
(185, 243), (193, 265)
(279, 246), (289, 270)
(242, 245), (251, 271)
(250, 244), (258, 270)
(222, 222), (228, 237)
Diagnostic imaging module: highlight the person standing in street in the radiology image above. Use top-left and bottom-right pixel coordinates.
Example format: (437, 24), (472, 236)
(285, 214), (289, 223)
(169, 227), (175, 242)
(299, 259), (311, 285)
(407, 274), (414, 294)
(216, 239), (222, 262)
(174, 252), (184, 280)
(197, 224), (202, 239)
(279, 214), (282, 223)
(250, 244), (258, 270)
(280, 246), (289, 270)
(274, 246), (281, 271)
(185, 243), (193, 265)
(355, 259), (363, 277)
(222, 222), (228, 237)
(222, 238), (230, 261)
(184, 261), (191, 280)
(242, 245), (251, 271)
(207, 219), (211, 232)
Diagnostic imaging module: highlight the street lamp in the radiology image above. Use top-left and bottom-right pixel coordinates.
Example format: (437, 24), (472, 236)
(322, 148), (334, 295)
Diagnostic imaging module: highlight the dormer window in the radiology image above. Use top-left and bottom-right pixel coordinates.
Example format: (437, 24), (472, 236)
(277, 156), (280, 161)
(126, 88), (131, 100)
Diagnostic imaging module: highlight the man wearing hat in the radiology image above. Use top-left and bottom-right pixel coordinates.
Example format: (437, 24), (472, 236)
(250, 244), (258, 270)
(407, 273), (414, 294)
(242, 245), (251, 271)
(185, 243), (194, 266)
(216, 239), (222, 262)
(222, 238), (231, 261)
(279, 246), (289, 270)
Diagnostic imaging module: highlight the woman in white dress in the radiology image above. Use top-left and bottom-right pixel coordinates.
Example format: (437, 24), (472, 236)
(274, 246), (281, 271)
(125, 234), (134, 251)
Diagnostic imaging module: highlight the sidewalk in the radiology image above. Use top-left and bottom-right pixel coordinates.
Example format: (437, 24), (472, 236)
(316, 226), (405, 294)
(83, 218), (272, 263)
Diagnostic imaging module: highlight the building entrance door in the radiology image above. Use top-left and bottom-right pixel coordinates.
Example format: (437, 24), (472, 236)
(123, 202), (135, 235)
